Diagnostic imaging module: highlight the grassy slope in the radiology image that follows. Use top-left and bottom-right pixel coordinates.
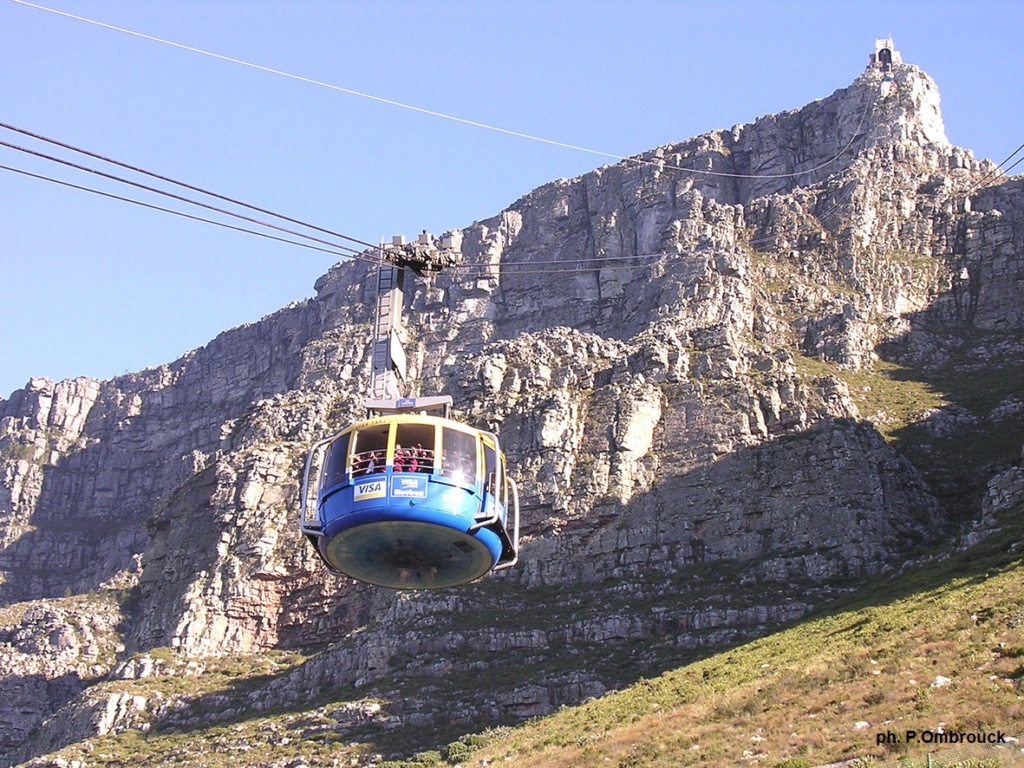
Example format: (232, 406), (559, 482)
(459, 505), (1024, 768)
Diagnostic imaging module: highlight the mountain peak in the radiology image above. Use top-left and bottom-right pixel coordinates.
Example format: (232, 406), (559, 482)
(574, 39), (958, 212)
(857, 38), (949, 149)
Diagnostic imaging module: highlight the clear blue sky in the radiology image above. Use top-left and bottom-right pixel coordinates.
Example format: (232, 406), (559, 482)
(2, 0), (1021, 399)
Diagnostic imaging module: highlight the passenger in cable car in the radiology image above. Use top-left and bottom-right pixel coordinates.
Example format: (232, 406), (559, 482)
(353, 450), (377, 476)
(414, 444), (431, 473)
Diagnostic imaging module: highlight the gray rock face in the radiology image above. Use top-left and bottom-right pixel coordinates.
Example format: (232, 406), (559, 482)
(2, 57), (1023, 761)
(0, 596), (121, 757)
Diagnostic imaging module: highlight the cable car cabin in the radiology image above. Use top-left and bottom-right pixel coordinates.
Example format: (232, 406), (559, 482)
(300, 401), (520, 589)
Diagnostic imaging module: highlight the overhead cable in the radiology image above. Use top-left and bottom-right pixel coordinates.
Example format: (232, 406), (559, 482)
(0, 120), (869, 282)
(0, 128), (850, 280)
(0, 163), (362, 260)
(446, 252), (666, 270)
(0, 138), (384, 265)
(1002, 155), (1024, 176)
(0, 120), (381, 253)
(959, 140), (1024, 199)
(0, 134), (664, 277)
(10, 0), (619, 162)
(14, 0), (872, 181)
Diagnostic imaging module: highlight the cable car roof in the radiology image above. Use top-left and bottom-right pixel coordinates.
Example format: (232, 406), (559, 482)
(342, 412), (486, 436)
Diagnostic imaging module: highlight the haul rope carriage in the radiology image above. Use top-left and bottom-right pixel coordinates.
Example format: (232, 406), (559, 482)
(299, 235), (520, 589)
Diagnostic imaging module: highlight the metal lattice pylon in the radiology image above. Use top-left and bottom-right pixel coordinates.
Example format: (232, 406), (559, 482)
(370, 259), (406, 401)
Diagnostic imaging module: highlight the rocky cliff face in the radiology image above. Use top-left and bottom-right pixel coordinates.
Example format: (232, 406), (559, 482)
(2, 56), (1023, 765)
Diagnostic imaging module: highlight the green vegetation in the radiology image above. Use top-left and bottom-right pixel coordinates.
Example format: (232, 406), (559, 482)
(0, 439), (39, 463)
(793, 329), (1024, 524)
(793, 353), (952, 438)
(460, 504), (1024, 767)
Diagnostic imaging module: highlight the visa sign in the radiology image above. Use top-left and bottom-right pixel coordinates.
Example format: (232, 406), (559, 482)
(391, 474), (428, 499)
(353, 481), (385, 501)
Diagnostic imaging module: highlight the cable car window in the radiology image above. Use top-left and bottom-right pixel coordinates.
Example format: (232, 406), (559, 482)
(482, 437), (500, 498)
(351, 424), (389, 477)
(498, 455), (509, 508)
(320, 432), (351, 491)
(394, 422), (436, 473)
(441, 428), (477, 485)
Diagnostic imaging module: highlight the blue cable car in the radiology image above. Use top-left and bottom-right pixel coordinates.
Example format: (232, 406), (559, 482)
(300, 397), (520, 589)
